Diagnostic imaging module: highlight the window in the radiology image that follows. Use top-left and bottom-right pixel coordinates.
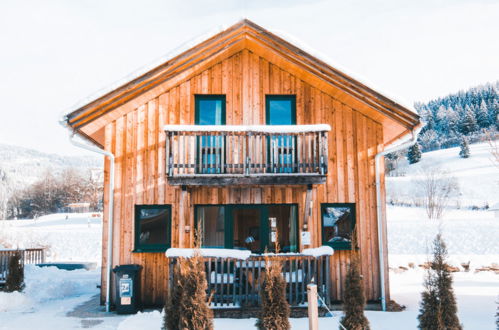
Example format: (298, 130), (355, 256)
(134, 205), (171, 252)
(195, 204), (298, 254)
(195, 95), (226, 173)
(321, 203), (355, 250)
(266, 95), (296, 173)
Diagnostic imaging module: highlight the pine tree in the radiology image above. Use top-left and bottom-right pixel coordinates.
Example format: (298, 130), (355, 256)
(418, 234), (462, 330)
(5, 252), (24, 292)
(340, 251), (370, 330)
(476, 100), (490, 128)
(459, 137), (470, 158)
(407, 143), (422, 164)
(256, 255), (290, 330)
(460, 105), (478, 135)
(164, 252), (213, 330)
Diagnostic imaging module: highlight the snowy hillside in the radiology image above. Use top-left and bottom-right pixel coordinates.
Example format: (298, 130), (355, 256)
(0, 143), (102, 188)
(387, 142), (499, 208)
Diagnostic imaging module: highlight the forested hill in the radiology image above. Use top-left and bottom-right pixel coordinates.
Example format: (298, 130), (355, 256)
(414, 81), (499, 151)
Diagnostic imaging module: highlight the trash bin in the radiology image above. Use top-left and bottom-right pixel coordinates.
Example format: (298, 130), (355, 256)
(113, 264), (142, 314)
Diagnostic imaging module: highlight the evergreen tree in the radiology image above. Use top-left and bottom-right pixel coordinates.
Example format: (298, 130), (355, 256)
(476, 100), (490, 128)
(459, 137), (470, 158)
(418, 234), (462, 330)
(340, 250), (370, 330)
(5, 252), (24, 292)
(256, 256), (290, 330)
(460, 105), (478, 134)
(164, 252), (213, 330)
(407, 143), (422, 164)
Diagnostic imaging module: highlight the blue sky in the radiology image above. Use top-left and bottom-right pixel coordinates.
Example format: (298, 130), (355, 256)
(0, 0), (498, 155)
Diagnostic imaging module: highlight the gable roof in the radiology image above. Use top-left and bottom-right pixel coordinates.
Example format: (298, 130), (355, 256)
(61, 19), (421, 147)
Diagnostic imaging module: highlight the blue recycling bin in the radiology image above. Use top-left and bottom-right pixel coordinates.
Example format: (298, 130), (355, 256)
(113, 264), (142, 314)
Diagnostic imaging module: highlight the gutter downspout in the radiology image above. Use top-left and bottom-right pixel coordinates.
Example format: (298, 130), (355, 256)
(375, 125), (422, 311)
(59, 119), (115, 313)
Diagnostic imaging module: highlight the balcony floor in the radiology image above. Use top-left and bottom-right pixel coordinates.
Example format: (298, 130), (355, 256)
(167, 173), (326, 186)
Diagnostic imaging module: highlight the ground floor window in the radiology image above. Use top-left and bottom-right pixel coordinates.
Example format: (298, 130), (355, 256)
(134, 205), (171, 252)
(321, 203), (355, 250)
(195, 204), (298, 254)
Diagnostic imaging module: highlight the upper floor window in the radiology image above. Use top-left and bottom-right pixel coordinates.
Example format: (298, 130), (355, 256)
(321, 203), (355, 250)
(266, 95), (296, 125)
(195, 95), (226, 125)
(134, 205), (171, 252)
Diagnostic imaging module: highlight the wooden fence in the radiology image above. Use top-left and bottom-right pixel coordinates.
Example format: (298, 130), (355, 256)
(0, 248), (45, 285)
(168, 254), (330, 308)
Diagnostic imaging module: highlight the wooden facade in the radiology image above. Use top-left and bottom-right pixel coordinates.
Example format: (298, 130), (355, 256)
(62, 20), (421, 308)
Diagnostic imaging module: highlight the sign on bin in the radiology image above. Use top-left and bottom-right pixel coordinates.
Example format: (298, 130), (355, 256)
(119, 277), (133, 305)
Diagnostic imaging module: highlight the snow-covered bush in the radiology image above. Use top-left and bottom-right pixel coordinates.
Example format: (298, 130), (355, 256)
(411, 166), (459, 219)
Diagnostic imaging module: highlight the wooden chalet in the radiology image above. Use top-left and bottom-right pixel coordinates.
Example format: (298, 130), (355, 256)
(61, 19), (421, 312)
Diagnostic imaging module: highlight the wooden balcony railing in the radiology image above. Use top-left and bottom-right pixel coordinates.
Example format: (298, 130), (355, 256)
(167, 254), (331, 308)
(164, 124), (330, 185)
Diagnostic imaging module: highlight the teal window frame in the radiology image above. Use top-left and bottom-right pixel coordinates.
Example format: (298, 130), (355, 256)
(195, 95), (226, 174)
(265, 95), (296, 125)
(133, 204), (171, 253)
(320, 203), (356, 251)
(265, 95), (297, 173)
(194, 204), (299, 254)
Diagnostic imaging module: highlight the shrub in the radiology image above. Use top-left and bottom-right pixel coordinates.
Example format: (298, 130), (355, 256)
(164, 252), (213, 330)
(5, 252), (24, 292)
(256, 255), (290, 330)
(418, 234), (462, 330)
(340, 251), (370, 330)
(407, 143), (422, 164)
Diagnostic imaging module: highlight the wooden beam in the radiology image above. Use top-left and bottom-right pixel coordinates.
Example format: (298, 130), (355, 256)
(167, 174), (326, 186)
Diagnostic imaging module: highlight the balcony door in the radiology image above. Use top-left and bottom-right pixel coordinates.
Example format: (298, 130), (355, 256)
(195, 95), (226, 174)
(195, 204), (298, 254)
(266, 95), (296, 173)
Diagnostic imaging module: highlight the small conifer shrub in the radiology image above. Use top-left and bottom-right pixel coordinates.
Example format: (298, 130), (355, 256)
(459, 137), (470, 158)
(256, 255), (290, 330)
(5, 252), (24, 292)
(164, 252), (213, 330)
(408, 143), (422, 164)
(418, 234), (462, 330)
(340, 248), (370, 330)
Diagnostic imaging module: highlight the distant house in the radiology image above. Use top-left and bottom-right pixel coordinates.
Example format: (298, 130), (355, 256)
(61, 20), (421, 312)
(489, 203), (499, 218)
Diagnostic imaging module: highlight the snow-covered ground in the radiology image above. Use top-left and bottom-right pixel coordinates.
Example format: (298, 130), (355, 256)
(0, 213), (102, 262)
(387, 142), (499, 208)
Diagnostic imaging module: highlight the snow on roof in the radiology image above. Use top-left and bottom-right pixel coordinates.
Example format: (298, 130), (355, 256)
(163, 124), (331, 133)
(488, 203), (499, 211)
(61, 19), (416, 122)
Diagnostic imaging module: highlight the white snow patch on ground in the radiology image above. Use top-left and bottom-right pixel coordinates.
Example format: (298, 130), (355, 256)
(0, 213), (102, 262)
(387, 142), (499, 207)
(387, 205), (498, 268)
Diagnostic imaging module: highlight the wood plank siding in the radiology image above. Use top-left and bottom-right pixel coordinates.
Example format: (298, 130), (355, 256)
(100, 49), (388, 306)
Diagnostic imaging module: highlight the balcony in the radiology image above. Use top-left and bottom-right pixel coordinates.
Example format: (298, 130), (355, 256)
(164, 124), (330, 186)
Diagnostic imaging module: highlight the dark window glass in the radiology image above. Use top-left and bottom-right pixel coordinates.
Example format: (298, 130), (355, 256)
(232, 207), (262, 253)
(135, 205), (171, 252)
(268, 205), (298, 253)
(321, 203), (355, 250)
(196, 206), (225, 248)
